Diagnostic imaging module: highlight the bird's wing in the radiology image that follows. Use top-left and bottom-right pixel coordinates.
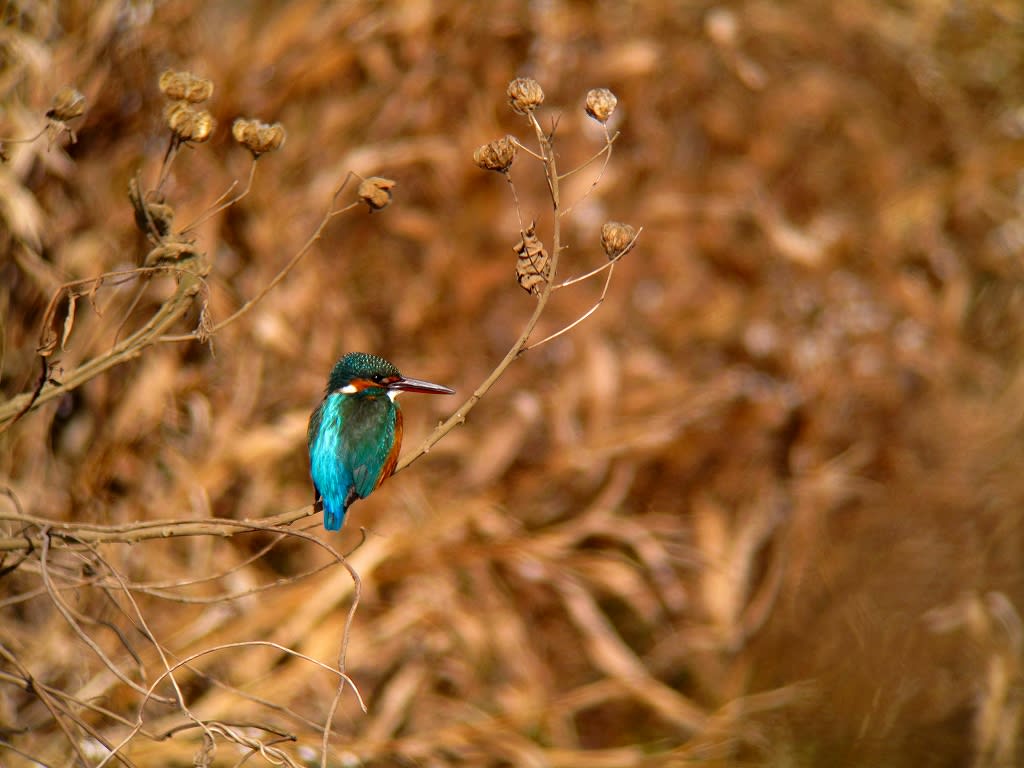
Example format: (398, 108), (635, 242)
(309, 396), (355, 530)
(344, 399), (400, 499)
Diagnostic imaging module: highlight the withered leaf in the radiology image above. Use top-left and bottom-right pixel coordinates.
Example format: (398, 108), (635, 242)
(61, 293), (77, 351)
(514, 221), (550, 295)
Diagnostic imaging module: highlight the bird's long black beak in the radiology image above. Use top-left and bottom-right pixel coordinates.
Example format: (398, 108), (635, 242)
(388, 376), (455, 396)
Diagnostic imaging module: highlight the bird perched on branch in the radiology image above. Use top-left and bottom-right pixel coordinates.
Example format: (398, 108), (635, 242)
(307, 352), (455, 530)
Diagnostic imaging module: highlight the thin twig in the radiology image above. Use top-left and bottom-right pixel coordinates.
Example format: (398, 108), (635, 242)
(554, 227), (642, 290)
(89, 542), (205, 737)
(504, 172), (525, 234)
(0, 258), (206, 430)
(0, 643), (95, 767)
(160, 176), (361, 343)
(98, 640), (363, 768)
(510, 137), (545, 161)
(0, 506), (314, 552)
(396, 109), (564, 473)
(38, 530), (177, 705)
(526, 264), (616, 350)
(559, 127), (618, 218)
(155, 134), (181, 193)
(179, 158), (258, 235)
(0, 126), (49, 144)
(557, 128), (619, 181)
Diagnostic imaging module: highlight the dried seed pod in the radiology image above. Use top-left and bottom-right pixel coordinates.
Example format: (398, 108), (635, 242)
(164, 101), (216, 143)
(232, 118), (286, 156)
(514, 222), (551, 295)
(131, 196), (175, 238)
(231, 118), (257, 145)
(159, 70), (214, 103)
(507, 77), (544, 115)
(46, 86), (86, 122)
(358, 176), (396, 211)
(473, 135), (517, 173)
(601, 221), (637, 260)
(128, 177), (175, 238)
(585, 88), (618, 124)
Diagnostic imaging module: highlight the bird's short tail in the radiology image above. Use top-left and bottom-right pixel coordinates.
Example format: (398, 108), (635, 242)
(322, 501), (345, 531)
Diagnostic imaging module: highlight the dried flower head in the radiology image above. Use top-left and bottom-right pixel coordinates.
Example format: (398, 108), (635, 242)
(46, 86), (86, 122)
(232, 118), (286, 157)
(507, 77), (544, 115)
(159, 70), (214, 103)
(164, 101), (216, 143)
(585, 88), (618, 124)
(358, 176), (396, 211)
(601, 221), (637, 260)
(514, 222), (551, 295)
(473, 135), (517, 173)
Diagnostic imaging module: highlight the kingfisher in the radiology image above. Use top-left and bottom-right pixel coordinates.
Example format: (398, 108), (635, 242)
(307, 352), (455, 530)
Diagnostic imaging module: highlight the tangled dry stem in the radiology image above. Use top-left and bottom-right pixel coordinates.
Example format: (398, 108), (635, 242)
(0, 64), (641, 764)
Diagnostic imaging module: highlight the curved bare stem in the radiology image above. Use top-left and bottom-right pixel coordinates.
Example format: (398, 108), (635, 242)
(397, 110), (562, 473)
(527, 263), (616, 350)
(0, 505), (314, 552)
(510, 136), (545, 161)
(554, 226), (643, 290)
(0, 258), (206, 431)
(179, 158), (258, 235)
(155, 135), (181, 194)
(504, 172), (525, 234)
(0, 126), (48, 144)
(559, 127), (618, 181)
(0, 643), (96, 766)
(161, 175), (361, 343)
(559, 126), (618, 218)
(38, 531), (178, 706)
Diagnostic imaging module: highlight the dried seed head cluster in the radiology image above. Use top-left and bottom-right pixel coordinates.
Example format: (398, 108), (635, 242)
(232, 118), (286, 157)
(585, 88), (618, 124)
(159, 70), (216, 144)
(164, 101), (216, 144)
(358, 176), (396, 211)
(514, 222), (551, 295)
(473, 135), (517, 173)
(46, 86), (86, 122)
(507, 77), (545, 115)
(601, 221), (637, 260)
(159, 70), (214, 103)
(128, 177), (196, 266)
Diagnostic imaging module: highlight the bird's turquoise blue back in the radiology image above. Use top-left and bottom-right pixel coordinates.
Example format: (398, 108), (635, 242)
(308, 391), (399, 530)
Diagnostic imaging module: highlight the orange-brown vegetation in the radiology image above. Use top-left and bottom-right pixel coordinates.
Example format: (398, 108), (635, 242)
(2, 2), (1024, 766)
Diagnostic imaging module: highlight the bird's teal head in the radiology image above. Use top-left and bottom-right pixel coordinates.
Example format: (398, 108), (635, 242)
(325, 352), (455, 398)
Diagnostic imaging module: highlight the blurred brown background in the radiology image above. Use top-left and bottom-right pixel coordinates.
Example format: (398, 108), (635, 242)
(2, 1), (1024, 765)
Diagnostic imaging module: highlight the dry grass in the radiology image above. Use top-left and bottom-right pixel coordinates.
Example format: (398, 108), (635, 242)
(2, 1), (1024, 766)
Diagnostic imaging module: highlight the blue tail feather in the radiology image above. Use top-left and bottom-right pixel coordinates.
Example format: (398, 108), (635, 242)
(322, 497), (345, 531)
